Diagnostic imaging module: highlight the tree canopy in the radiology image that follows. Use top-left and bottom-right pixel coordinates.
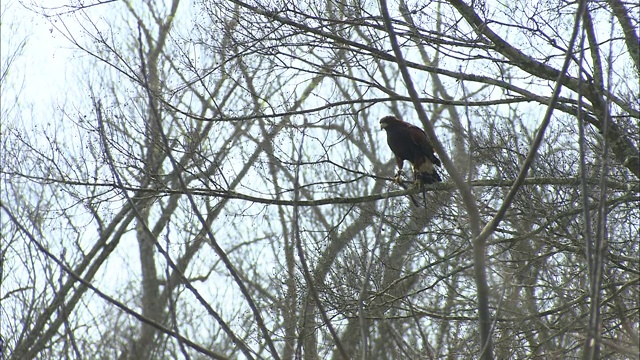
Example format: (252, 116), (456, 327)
(2, 0), (638, 359)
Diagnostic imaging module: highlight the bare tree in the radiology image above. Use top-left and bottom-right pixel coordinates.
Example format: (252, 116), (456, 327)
(2, 0), (638, 359)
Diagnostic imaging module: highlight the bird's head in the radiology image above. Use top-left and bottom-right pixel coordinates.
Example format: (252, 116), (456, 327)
(379, 115), (401, 130)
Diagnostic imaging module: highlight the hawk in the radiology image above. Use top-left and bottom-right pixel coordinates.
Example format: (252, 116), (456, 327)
(380, 115), (442, 185)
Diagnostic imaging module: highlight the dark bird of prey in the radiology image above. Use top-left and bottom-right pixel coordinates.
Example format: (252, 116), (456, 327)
(380, 115), (442, 185)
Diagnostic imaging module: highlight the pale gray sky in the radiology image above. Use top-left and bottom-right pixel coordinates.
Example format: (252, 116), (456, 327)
(3, 1), (85, 127)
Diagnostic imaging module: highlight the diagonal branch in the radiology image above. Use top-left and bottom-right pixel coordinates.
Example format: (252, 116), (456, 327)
(0, 203), (231, 360)
(376, 0), (492, 358)
(473, 0), (590, 250)
(606, 0), (640, 73)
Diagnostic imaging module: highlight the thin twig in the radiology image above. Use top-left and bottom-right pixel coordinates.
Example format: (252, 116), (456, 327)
(292, 120), (349, 360)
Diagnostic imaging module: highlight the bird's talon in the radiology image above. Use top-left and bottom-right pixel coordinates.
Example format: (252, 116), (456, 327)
(393, 170), (404, 184)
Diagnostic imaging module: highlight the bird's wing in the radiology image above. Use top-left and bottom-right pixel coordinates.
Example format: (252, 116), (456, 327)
(407, 124), (441, 166)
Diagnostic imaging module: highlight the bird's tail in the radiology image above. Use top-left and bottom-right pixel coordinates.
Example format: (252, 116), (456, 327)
(420, 170), (442, 184)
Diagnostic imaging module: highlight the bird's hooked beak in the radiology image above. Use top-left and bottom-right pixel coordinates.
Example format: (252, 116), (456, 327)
(380, 121), (387, 130)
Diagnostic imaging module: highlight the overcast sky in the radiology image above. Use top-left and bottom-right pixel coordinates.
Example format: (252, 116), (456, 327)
(3, 1), (82, 127)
